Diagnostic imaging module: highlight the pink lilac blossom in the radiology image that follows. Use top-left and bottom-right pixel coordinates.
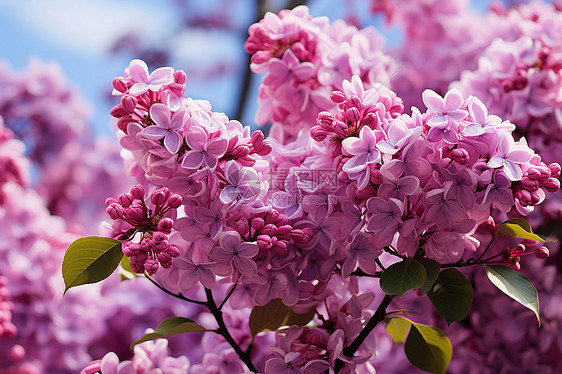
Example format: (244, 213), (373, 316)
(452, 1), (562, 225)
(94, 52), (560, 373)
(245, 5), (395, 143)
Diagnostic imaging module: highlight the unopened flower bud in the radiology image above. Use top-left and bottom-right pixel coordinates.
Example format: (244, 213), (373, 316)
(158, 218), (174, 234)
(235, 218), (249, 237)
(330, 91), (346, 103)
(548, 163), (561, 178)
(112, 77), (128, 93)
(535, 246), (549, 259)
(310, 126), (328, 141)
(167, 244), (180, 257)
(105, 197), (118, 208)
(251, 217), (265, 231)
(118, 193), (135, 208)
(272, 240), (288, 254)
(144, 258), (159, 275)
(262, 224), (277, 236)
(346, 108), (360, 123)
(130, 185), (145, 200)
(167, 194), (183, 208)
(544, 178), (560, 193)
(257, 234), (273, 251)
(174, 70), (187, 85)
(106, 203), (124, 220)
(276, 225), (293, 240)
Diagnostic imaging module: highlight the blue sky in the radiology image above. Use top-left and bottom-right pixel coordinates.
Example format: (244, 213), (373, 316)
(0, 0), (492, 137)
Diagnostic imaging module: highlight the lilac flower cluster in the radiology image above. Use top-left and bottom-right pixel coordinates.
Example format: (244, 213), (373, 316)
(245, 5), (395, 143)
(0, 276), (16, 340)
(81, 339), (190, 374)
(308, 75), (560, 264)
(0, 59), (89, 167)
(452, 2), (562, 227)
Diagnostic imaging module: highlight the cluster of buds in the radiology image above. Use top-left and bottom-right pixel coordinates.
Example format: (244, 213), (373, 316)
(234, 209), (312, 255)
(0, 276), (16, 339)
(514, 161), (561, 207)
(501, 240), (550, 271)
(105, 185), (182, 275)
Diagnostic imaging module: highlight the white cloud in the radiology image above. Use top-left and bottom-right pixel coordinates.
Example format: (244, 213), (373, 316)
(0, 0), (176, 56)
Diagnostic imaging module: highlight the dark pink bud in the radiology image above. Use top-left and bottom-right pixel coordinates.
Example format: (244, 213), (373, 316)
(122, 242), (134, 257)
(264, 210), (280, 224)
(231, 145), (251, 158)
(526, 168), (541, 180)
(330, 90), (346, 103)
(535, 246), (549, 259)
(130, 258), (145, 274)
(251, 218), (265, 231)
(291, 229), (310, 247)
(112, 77), (128, 93)
(257, 235), (273, 251)
(478, 217), (496, 235)
(125, 204), (145, 223)
(235, 218), (249, 238)
(157, 252), (173, 268)
(262, 224), (277, 236)
(520, 177), (537, 189)
(167, 194), (183, 208)
(346, 108), (360, 123)
(118, 193), (135, 208)
(110, 104), (126, 118)
(272, 240), (288, 254)
(151, 189), (169, 207)
(106, 203), (124, 220)
(158, 218), (174, 234)
(544, 178), (560, 193)
(256, 142), (273, 156)
(121, 95), (137, 112)
(530, 190), (541, 204)
(310, 126), (328, 141)
(276, 225), (292, 240)
(144, 258), (159, 275)
(130, 185), (145, 200)
(174, 70), (187, 85)
(347, 96), (361, 108)
(548, 163), (561, 178)
(332, 121), (348, 138)
(250, 131), (265, 148)
(105, 197), (118, 208)
(167, 244), (180, 257)
(450, 148), (469, 164)
(276, 215), (289, 226)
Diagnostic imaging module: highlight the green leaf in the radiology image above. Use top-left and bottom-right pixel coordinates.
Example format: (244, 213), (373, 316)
(428, 269), (473, 325)
(380, 258), (426, 297)
(285, 308), (315, 328)
(62, 236), (123, 295)
(496, 219), (553, 242)
(119, 255), (139, 281)
(484, 265), (540, 325)
(404, 323), (452, 374)
(385, 316), (412, 344)
(418, 258), (440, 294)
(249, 299), (292, 337)
(130, 317), (207, 349)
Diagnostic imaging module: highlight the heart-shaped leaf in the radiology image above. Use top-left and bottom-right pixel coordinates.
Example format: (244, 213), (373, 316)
(428, 269), (473, 325)
(380, 258), (426, 297)
(62, 237), (123, 295)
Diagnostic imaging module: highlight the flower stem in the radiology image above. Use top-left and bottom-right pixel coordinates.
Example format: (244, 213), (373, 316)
(205, 288), (258, 373)
(334, 294), (395, 373)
